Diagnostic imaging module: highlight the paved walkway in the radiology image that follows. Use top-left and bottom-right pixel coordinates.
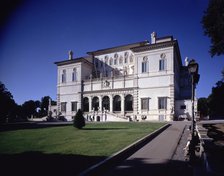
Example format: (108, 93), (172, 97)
(103, 121), (192, 176)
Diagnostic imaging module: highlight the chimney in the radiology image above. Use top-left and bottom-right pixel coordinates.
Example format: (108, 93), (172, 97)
(151, 32), (157, 44)
(68, 50), (73, 60)
(185, 57), (189, 66)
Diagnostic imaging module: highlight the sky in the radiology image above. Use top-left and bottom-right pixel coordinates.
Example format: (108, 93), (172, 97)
(0, 0), (224, 105)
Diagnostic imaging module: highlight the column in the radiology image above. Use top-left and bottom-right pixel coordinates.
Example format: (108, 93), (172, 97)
(121, 94), (125, 116)
(99, 96), (102, 112)
(89, 96), (92, 113)
(109, 95), (113, 113)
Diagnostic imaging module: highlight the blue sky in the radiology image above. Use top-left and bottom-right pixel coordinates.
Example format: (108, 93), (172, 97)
(0, 0), (223, 105)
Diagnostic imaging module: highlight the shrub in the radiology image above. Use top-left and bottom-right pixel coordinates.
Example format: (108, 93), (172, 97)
(73, 109), (85, 129)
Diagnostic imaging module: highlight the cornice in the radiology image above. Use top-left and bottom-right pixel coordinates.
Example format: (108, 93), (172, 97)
(131, 40), (177, 52)
(87, 41), (149, 56)
(83, 87), (137, 95)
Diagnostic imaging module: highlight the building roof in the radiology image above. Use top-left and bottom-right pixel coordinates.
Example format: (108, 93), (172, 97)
(54, 56), (92, 66)
(54, 35), (183, 67)
(87, 41), (149, 56)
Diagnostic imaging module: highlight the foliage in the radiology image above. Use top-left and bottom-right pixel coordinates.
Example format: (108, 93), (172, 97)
(0, 122), (165, 156)
(21, 100), (38, 118)
(197, 97), (209, 117)
(201, 0), (224, 57)
(37, 96), (57, 117)
(207, 81), (224, 117)
(0, 82), (16, 123)
(73, 109), (85, 129)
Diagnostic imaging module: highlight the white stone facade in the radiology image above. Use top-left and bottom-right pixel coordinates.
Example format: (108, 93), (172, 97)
(54, 33), (192, 121)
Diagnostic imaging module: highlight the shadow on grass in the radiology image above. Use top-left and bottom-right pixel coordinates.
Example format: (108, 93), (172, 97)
(0, 151), (106, 176)
(83, 128), (128, 131)
(0, 122), (72, 132)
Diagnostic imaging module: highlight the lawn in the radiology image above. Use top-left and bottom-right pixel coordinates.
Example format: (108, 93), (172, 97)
(0, 122), (165, 156)
(0, 122), (165, 176)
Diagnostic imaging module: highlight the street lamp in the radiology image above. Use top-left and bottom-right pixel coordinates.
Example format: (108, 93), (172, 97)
(188, 59), (200, 135)
(188, 59), (200, 161)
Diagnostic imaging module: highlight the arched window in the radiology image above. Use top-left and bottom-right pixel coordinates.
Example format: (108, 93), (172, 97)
(92, 97), (99, 111)
(113, 95), (121, 111)
(159, 59), (166, 71)
(114, 58), (117, 65)
(130, 54), (134, 63)
(142, 56), (149, 73)
(124, 52), (129, 63)
(83, 97), (89, 112)
(102, 96), (110, 111)
(95, 59), (98, 68)
(62, 69), (66, 83)
(72, 68), (77, 81)
(114, 53), (118, 59)
(109, 58), (113, 65)
(105, 55), (109, 65)
(125, 94), (133, 111)
(119, 56), (123, 64)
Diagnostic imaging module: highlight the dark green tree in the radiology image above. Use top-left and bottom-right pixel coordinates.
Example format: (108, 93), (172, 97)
(201, 0), (224, 57)
(207, 81), (224, 118)
(0, 81), (16, 123)
(197, 97), (209, 117)
(35, 96), (56, 117)
(22, 100), (38, 119)
(73, 109), (85, 129)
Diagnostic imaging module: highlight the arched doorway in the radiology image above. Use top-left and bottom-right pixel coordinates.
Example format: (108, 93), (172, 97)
(102, 96), (110, 111)
(92, 97), (99, 111)
(125, 94), (133, 111)
(83, 97), (89, 112)
(113, 95), (121, 111)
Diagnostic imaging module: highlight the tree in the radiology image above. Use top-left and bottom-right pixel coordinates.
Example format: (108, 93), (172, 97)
(201, 0), (224, 57)
(207, 81), (224, 118)
(197, 97), (209, 118)
(0, 81), (16, 123)
(21, 100), (38, 119)
(73, 109), (85, 129)
(34, 96), (56, 118)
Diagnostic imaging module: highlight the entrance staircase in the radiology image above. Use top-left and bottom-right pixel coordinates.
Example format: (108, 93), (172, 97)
(84, 111), (129, 122)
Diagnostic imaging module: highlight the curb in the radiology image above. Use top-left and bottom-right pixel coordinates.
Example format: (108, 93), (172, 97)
(171, 123), (187, 159)
(79, 123), (170, 176)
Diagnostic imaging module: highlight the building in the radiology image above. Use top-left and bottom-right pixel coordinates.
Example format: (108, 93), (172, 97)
(54, 32), (192, 122)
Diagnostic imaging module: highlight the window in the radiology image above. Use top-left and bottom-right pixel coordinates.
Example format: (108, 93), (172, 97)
(83, 97), (89, 112)
(159, 59), (166, 71)
(95, 59), (98, 68)
(180, 105), (186, 109)
(114, 53), (118, 59)
(72, 68), (77, 82)
(71, 101), (77, 112)
(119, 56), (123, 64)
(125, 95), (133, 111)
(114, 58), (117, 65)
(158, 97), (167, 109)
(113, 95), (121, 111)
(109, 58), (113, 65)
(100, 61), (103, 68)
(102, 96), (110, 111)
(105, 56), (108, 65)
(61, 102), (67, 112)
(124, 57), (128, 64)
(92, 97), (99, 111)
(142, 56), (148, 73)
(141, 98), (149, 110)
(130, 54), (134, 63)
(124, 52), (128, 63)
(62, 70), (66, 83)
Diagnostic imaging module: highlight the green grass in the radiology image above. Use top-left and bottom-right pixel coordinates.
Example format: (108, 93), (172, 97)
(0, 122), (165, 156)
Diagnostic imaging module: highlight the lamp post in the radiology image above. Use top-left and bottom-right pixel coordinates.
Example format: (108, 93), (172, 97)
(187, 59), (200, 161)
